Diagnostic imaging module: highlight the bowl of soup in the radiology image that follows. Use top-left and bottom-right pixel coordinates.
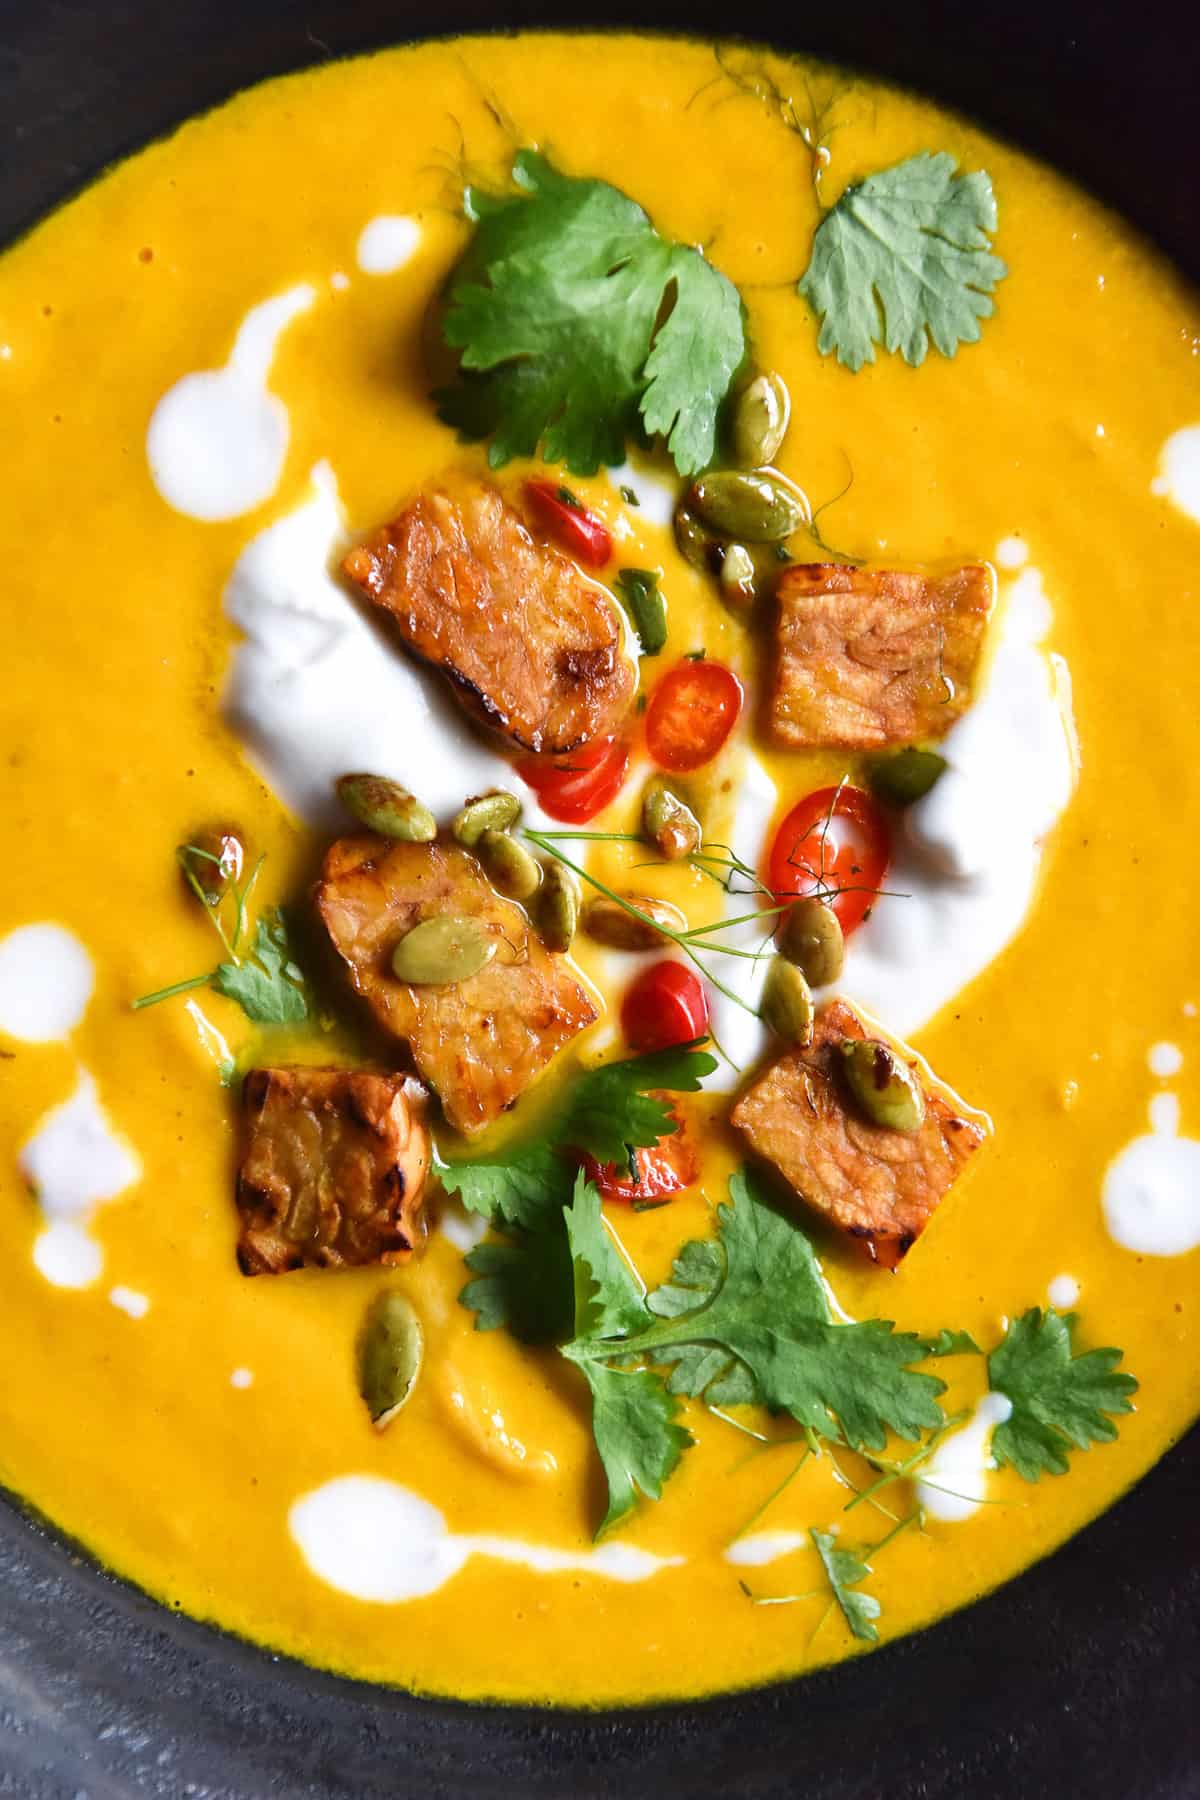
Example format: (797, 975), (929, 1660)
(0, 4), (1196, 1792)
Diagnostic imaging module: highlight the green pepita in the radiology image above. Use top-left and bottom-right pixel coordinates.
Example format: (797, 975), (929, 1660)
(452, 789), (522, 847)
(778, 897), (845, 988)
(391, 915), (497, 986)
(719, 542), (757, 609)
(674, 503), (719, 571)
(837, 1038), (927, 1134)
(477, 828), (543, 901)
(537, 861), (581, 952)
(868, 747), (949, 808)
(179, 828), (244, 903)
(581, 892), (686, 951)
(641, 779), (702, 861)
(357, 1290), (424, 1430)
(337, 774), (436, 842)
(731, 371), (791, 469)
(760, 957), (814, 1046)
(689, 470), (806, 543)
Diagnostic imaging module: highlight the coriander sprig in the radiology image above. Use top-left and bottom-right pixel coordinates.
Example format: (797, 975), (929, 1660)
(134, 844), (307, 1026)
(524, 827), (785, 1017)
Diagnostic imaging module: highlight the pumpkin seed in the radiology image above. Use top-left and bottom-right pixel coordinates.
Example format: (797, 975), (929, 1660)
(452, 789), (522, 848)
(719, 542), (757, 609)
(760, 957), (814, 1046)
(537, 861), (581, 952)
(674, 503), (719, 571)
(689, 470), (805, 543)
(477, 828), (543, 901)
(391, 915), (497, 985)
(838, 1038), (926, 1134)
(581, 892), (686, 951)
(337, 774), (436, 842)
(642, 779), (702, 861)
(179, 828), (243, 903)
(357, 1291), (424, 1430)
(868, 747), (949, 808)
(778, 897), (845, 987)
(731, 371), (791, 469)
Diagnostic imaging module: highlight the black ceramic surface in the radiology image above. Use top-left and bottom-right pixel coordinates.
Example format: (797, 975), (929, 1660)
(0, 2), (1198, 1794)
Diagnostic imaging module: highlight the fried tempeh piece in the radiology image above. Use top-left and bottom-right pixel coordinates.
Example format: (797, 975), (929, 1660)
(315, 836), (597, 1136)
(342, 476), (635, 755)
(236, 1067), (431, 1275)
(731, 999), (988, 1268)
(767, 562), (993, 750)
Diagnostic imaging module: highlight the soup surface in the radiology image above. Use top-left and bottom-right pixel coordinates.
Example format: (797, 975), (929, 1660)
(0, 31), (1198, 1706)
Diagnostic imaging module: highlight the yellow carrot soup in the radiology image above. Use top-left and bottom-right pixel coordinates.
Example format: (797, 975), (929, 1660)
(0, 32), (1197, 1706)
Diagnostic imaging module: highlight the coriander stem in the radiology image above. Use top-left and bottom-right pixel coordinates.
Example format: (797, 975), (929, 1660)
(523, 830), (759, 1017)
(867, 1507), (920, 1557)
(727, 1448), (811, 1544)
(131, 972), (212, 1010)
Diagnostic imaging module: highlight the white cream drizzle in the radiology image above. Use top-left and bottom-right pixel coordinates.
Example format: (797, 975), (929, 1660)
(20, 1070), (141, 1288)
(1102, 1085), (1200, 1257)
(839, 565), (1076, 1037)
(723, 1529), (807, 1568)
(915, 1392), (1013, 1522)
(1151, 424), (1200, 524)
(0, 922), (93, 1043)
(146, 284), (315, 521)
(604, 457), (679, 527)
(356, 215), (422, 275)
(223, 462), (552, 830)
(438, 1198), (491, 1253)
(289, 1475), (680, 1603)
(1047, 1273), (1080, 1309)
(109, 1285), (150, 1319)
(1148, 1041), (1183, 1078)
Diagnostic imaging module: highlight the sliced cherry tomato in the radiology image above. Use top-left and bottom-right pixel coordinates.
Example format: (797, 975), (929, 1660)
(644, 659), (743, 774)
(621, 960), (710, 1054)
(581, 1103), (697, 1205)
(516, 734), (630, 824)
(523, 479), (613, 568)
(767, 784), (891, 937)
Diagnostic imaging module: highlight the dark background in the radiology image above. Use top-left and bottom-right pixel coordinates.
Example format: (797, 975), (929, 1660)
(1, 1), (1198, 1795)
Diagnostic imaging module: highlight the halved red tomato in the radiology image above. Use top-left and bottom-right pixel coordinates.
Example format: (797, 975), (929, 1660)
(516, 735), (630, 824)
(523, 479), (613, 568)
(581, 1104), (697, 1205)
(767, 784), (891, 936)
(644, 658), (743, 773)
(621, 960), (710, 1053)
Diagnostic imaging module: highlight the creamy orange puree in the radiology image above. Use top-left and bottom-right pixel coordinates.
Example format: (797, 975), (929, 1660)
(0, 32), (1197, 1705)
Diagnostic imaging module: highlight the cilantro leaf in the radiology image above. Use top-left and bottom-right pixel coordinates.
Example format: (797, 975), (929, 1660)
(452, 1050), (715, 1346)
(798, 152), (1007, 372)
(438, 150), (745, 477)
(564, 1173), (649, 1339)
(559, 1044), (716, 1167)
(613, 568), (667, 656)
(212, 911), (307, 1025)
(563, 1167), (945, 1534)
(629, 1168), (946, 1451)
(988, 1307), (1137, 1481)
(563, 1179), (691, 1533)
(443, 1046), (716, 1232)
(810, 1528), (881, 1643)
(441, 1143), (564, 1234)
(460, 1225), (574, 1344)
(580, 1362), (692, 1537)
